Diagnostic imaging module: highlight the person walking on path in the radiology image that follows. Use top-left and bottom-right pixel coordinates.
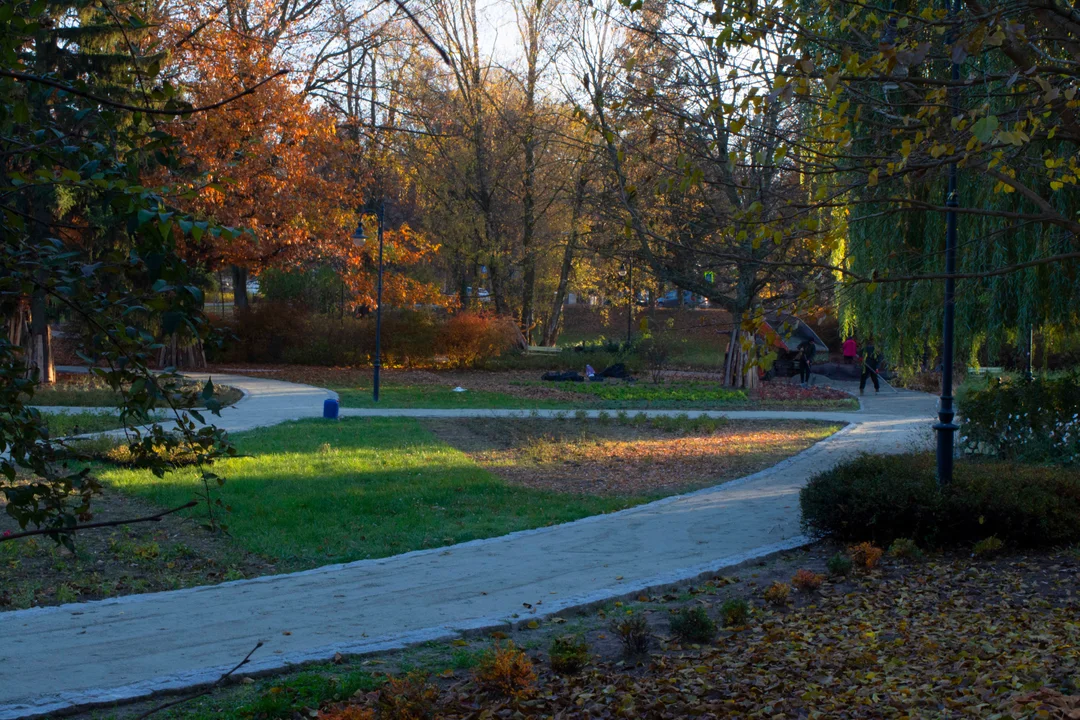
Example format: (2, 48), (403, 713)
(860, 341), (881, 394)
(842, 336), (858, 364)
(796, 338), (816, 387)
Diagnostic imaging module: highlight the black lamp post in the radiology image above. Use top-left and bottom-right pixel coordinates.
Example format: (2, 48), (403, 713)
(352, 199), (385, 403)
(934, 0), (961, 485)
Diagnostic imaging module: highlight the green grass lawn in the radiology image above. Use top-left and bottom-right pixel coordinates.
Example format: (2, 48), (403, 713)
(99, 418), (645, 569)
(335, 380), (856, 410)
(31, 374), (243, 408)
(41, 410), (135, 437)
(98, 417), (838, 571)
(336, 385), (566, 409)
(542, 380), (748, 407)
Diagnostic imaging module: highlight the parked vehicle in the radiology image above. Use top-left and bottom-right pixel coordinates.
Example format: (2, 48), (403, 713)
(656, 290), (705, 308)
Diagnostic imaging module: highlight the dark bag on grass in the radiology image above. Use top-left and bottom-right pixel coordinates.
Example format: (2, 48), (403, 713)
(542, 370), (584, 382)
(599, 363), (630, 379)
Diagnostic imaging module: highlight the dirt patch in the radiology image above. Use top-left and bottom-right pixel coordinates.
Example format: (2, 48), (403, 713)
(423, 417), (840, 495)
(0, 486), (276, 610)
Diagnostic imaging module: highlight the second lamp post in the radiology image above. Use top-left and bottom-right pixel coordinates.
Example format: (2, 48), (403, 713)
(352, 199), (385, 403)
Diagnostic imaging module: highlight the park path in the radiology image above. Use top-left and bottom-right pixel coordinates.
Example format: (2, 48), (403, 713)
(1, 374), (937, 719)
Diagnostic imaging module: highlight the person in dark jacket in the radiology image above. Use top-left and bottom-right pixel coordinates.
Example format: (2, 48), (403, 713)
(796, 338), (816, 386)
(860, 342), (881, 394)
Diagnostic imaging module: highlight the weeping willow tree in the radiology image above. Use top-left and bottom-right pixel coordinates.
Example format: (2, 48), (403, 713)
(613, 0), (1080, 375)
(841, 166), (1080, 370)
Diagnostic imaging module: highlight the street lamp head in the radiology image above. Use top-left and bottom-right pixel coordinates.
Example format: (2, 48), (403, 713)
(351, 221), (367, 247)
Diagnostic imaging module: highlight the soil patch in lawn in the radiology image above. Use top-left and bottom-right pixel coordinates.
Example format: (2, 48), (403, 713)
(0, 486), (274, 610)
(423, 417), (842, 495)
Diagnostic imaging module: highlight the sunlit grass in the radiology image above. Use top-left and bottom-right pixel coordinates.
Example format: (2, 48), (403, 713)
(100, 417), (840, 570)
(99, 418), (645, 569)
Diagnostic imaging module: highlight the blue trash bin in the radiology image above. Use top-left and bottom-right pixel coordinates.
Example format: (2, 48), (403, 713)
(323, 398), (340, 419)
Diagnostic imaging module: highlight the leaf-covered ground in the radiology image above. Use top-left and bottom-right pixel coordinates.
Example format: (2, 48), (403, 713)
(93, 546), (1080, 720)
(331, 550), (1080, 720)
(424, 417), (840, 495)
(0, 487), (271, 609)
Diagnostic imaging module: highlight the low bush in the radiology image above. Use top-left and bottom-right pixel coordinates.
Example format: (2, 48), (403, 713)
(549, 635), (590, 675)
(763, 582), (791, 606)
(959, 373), (1080, 464)
(888, 538), (923, 560)
(973, 535), (1005, 556)
(473, 641), (536, 699)
(211, 304), (519, 368)
(376, 673), (439, 720)
(669, 606), (717, 643)
(612, 614), (651, 655)
(826, 553), (853, 577)
(719, 598), (750, 627)
(318, 708), (374, 720)
(847, 542), (883, 570)
(800, 452), (1080, 548)
(791, 569), (824, 592)
(638, 333), (682, 384)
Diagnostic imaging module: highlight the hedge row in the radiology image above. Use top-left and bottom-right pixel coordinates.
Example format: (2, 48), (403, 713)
(800, 452), (1080, 548)
(210, 303), (521, 368)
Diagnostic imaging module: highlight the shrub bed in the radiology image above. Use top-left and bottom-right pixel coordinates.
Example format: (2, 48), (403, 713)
(959, 373), (1080, 464)
(800, 452), (1080, 548)
(211, 303), (520, 368)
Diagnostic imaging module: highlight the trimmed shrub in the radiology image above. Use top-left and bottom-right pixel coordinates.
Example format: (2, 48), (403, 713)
(549, 635), (590, 675)
(211, 305), (517, 368)
(800, 452), (1080, 548)
(959, 373), (1080, 464)
(437, 312), (521, 368)
(669, 606), (717, 643)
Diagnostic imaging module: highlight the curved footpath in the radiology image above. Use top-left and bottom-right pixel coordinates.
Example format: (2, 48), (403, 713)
(2, 374), (937, 720)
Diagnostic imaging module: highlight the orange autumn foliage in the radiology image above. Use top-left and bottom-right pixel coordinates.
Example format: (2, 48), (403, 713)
(156, 0), (448, 308)
(162, 14), (354, 269)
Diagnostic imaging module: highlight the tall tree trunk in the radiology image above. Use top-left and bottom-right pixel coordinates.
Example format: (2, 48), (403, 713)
(489, 260), (506, 315)
(518, 4), (540, 342)
(723, 313), (743, 387)
(232, 265), (250, 310)
(27, 286), (55, 383)
(543, 232), (578, 347)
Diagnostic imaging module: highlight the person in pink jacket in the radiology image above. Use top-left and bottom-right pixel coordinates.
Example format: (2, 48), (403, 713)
(842, 336), (858, 364)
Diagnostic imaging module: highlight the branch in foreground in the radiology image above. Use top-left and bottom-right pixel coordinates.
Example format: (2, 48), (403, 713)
(135, 642), (264, 720)
(0, 501), (197, 542)
(0, 69), (288, 116)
